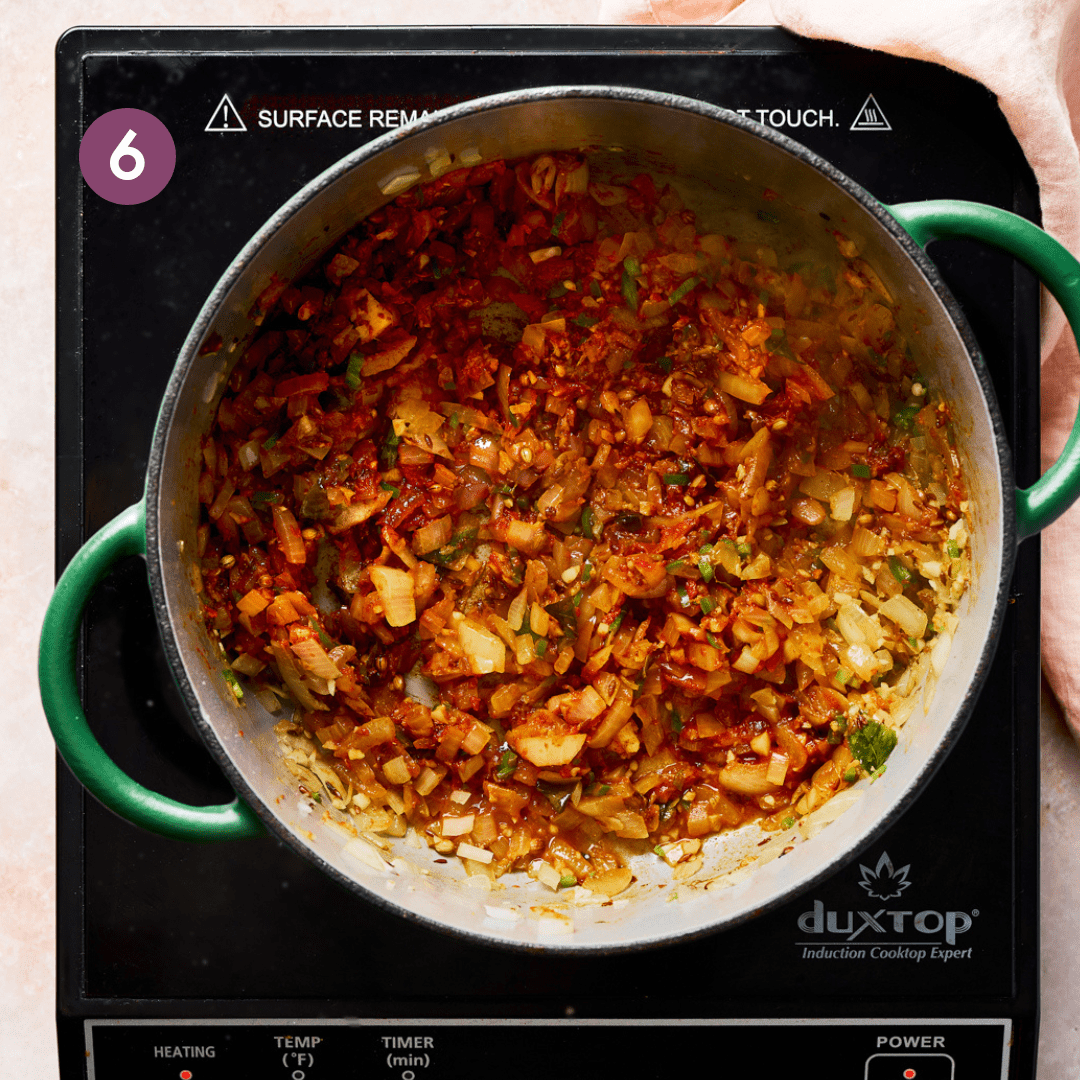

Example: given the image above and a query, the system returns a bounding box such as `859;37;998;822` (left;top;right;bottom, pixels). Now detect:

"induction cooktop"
54;26;1040;1079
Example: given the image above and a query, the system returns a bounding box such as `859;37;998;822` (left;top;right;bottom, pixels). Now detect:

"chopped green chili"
379;430;401;470
496;750;518;780
308;616;334;650
888;555;912;584
580;505;596;539
892;403;922;430
621;257;640;311
221;668;244;701
668;277;699;305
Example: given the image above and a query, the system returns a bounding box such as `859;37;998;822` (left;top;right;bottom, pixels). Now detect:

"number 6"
109;129;145;181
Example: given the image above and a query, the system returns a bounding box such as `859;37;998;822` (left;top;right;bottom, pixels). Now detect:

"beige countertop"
3;3;1078;1076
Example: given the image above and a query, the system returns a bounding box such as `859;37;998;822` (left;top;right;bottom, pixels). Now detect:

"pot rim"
144;84;1017;953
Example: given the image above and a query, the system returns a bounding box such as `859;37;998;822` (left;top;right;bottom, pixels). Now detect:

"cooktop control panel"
85;1019;1008;1079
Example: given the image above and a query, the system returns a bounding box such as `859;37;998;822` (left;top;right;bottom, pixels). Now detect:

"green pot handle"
885;200;1080;542
38;501;265;841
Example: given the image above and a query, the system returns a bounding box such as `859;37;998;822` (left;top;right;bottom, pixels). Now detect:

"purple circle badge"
79;108;176;205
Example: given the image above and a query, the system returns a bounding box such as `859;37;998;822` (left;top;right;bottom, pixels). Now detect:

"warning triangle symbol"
850;94;891;132
205;93;247;133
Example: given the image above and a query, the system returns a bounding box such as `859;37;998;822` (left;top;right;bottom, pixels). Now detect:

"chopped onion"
581;866;633;896
272;505;307;565
382;526;417;570
532;860;563;890
718;370;772;405
514;633;537;666
505;518;547;554
467;434;500;473
733;646;760;674
231;653;264;677
625;399;653;443
398;442;434;466
369;565;416;627
842;640;882;681
528;246;562;264
362;334;416;377
931;629;954;676
718;762;777;795
562;160;589;194
412;514;453;555
254;688;282;713
438;401;501;433
820;544;862;582
566;685;607;722
208;477;235;522
878;595;928;639
237;439;261;471
536;484;564;517
441;815;475;837
790;496;826;526
510;731;587;767
766;752;790;785
454;613;506;674
799;471;848;500
404;671;439;708
270;643;327;712
850;524;886;557
237;588;271;617
507;587;528;632
829;486;856;522
414;765;445;797
895;476;923;519
291;637;343;680
529;602;550;637
836;601;884;650
457;841;494;864
383;756;412;785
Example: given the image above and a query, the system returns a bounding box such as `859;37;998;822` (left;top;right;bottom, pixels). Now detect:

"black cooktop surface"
55;26;1040;1080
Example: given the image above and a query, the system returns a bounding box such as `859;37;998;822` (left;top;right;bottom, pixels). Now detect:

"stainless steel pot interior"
146;87;1010;952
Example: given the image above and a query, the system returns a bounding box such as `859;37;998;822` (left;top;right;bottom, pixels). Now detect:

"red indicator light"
180;1071;193;1080
903;1070;916;1079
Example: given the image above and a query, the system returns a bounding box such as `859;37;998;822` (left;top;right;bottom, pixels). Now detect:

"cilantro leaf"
847;721;898;773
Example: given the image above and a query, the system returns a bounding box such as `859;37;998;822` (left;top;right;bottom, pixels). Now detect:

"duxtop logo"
857;852;912;901
797;851;978;961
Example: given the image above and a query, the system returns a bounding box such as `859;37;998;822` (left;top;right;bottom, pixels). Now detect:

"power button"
865;1054;955;1079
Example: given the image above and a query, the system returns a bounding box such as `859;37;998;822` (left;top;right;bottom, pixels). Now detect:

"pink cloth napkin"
602;0;1080;737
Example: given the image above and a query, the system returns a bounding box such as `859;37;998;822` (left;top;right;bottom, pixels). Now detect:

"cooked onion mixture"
196;152;969;895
